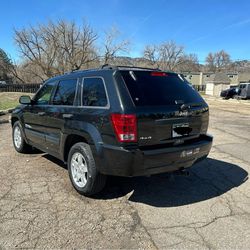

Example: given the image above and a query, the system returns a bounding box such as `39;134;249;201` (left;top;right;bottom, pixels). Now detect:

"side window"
82;78;108;107
53;79;77;106
34;82;55;105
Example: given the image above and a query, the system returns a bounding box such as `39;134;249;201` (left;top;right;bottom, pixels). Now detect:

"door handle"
63;114;73;119
38;112;45;116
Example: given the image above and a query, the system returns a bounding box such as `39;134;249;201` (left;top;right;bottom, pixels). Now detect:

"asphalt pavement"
0;98;249;249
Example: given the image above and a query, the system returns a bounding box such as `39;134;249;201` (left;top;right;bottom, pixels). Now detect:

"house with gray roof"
205;72;231;96
238;72;250;83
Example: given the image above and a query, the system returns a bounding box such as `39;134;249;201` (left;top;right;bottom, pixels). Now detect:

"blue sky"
1;0;250;63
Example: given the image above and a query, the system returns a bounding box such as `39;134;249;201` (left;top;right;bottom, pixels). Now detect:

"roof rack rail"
100;64;162;71
116;65;162;71
63;67;100;75
101;64;115;69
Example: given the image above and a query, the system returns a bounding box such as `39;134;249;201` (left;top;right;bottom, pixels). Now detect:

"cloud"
223;18;250;30
129;0;167;38
191;34;211;43
129;13;154;38
191;18;250;44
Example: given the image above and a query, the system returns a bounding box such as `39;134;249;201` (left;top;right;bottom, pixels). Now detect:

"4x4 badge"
140;136;152;140
175;110;189;117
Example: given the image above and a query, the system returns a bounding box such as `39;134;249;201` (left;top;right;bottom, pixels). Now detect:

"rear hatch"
120;70;209;147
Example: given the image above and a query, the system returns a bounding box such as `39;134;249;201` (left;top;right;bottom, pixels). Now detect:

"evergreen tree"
0;48;13;80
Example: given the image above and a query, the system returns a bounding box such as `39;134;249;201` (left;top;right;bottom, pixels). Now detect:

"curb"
202;95;250;104
0;119;9;124
0;108;14;116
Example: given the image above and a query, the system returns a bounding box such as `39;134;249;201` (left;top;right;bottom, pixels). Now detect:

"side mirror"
19;95;32;105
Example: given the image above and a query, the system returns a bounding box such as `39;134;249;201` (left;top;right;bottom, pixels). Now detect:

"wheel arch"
11;116;19;127
63;134;89;163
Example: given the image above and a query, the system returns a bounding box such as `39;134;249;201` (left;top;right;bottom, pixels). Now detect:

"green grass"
0;92;32;110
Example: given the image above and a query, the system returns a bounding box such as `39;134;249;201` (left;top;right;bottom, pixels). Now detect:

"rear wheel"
68;142;107;196
12;121;31;153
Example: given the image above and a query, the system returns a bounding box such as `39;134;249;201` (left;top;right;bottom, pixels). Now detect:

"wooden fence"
0;83;41;93
192;85;206;92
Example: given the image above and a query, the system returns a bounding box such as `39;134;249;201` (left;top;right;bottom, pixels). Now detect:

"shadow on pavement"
43;154;67;169
42;153;248;207
96;158;248;207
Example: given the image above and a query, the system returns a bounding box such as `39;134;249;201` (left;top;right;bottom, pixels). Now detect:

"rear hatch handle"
63;114;73;119
179;102;203;111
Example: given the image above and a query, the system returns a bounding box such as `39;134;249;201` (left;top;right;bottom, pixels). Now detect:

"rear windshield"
120;70;204;106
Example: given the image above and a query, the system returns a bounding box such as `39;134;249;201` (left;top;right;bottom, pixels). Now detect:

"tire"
68;142;107;196
12;121;32;153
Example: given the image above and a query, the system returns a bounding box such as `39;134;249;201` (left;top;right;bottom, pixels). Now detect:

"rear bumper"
98;134;213;177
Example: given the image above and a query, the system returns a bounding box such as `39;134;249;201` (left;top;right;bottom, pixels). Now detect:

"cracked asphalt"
0;97;250;249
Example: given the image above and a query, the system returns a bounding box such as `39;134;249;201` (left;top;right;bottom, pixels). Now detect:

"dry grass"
0;92;33;110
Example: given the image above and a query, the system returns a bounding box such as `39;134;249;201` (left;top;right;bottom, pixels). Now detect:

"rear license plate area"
180;147;200;158
172;123;191;138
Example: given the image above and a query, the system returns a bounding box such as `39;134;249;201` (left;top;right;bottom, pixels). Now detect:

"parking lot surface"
0;97;250;249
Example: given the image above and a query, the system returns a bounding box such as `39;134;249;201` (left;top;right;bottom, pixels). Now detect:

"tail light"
151;72;167;76
111;114;137;142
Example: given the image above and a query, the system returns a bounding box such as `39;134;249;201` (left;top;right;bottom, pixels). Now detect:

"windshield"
120;70;204;106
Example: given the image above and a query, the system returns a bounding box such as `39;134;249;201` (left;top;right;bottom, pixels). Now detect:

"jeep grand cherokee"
11;66;213;196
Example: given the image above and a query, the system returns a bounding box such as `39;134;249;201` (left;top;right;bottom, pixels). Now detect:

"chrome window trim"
52;78;79;106
80;76;110;109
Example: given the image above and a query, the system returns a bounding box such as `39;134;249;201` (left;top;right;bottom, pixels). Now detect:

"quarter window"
34;82;54;105
82;78;108;107
53;79;77;105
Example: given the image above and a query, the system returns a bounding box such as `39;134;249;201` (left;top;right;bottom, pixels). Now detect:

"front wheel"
12;121;31;153
68;142;107;196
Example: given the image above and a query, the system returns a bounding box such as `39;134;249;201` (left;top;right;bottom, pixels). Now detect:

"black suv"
11;66;213;196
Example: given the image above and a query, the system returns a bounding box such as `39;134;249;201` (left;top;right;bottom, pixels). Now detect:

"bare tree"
215;50;231;70
14;61;44;83
8;62;26;83
143;41;185;71
52;20;98;72
143;45;160;68
15;25;55;80
14;20;98;81
102;27;130;64
205;52;216;72
158;41;184;71
177;53;200;72
205;50;231;72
